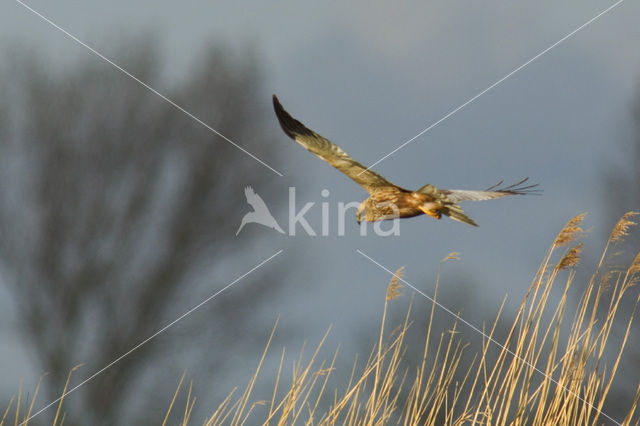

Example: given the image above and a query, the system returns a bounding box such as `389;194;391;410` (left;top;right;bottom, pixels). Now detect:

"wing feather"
244;186;269;211
273;95;395;193
443;178;541;202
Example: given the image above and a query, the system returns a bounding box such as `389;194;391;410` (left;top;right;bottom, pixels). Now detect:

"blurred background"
0;0;639;424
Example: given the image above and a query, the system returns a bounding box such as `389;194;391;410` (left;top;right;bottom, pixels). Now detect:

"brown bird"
273;95;539;226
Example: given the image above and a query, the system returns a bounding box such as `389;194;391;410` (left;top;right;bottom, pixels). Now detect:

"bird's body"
272;95;539;226
357;184;487;226
360;187;423;221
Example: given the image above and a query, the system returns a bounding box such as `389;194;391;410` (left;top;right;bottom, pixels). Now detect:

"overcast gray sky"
2;0;640;420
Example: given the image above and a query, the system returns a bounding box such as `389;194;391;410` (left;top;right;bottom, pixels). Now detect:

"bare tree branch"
0;40;283;424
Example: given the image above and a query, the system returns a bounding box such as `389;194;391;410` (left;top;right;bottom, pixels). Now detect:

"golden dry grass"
191;213;640;425
5;212;640;425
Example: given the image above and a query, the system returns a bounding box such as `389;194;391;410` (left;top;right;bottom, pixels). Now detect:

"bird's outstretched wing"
244;186;270;212
443;178;541;202
273;95;396;193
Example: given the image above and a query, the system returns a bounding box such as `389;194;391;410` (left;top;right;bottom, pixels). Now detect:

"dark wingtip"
272;94;296;139
272;94;285;123
272;94;312;140
272;94;281;111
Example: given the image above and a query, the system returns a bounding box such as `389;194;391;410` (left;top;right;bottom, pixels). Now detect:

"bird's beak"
356;212;361;225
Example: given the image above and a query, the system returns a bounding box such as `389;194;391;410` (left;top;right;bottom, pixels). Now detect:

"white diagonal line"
360;0;626;174
356;249;622;426
14;0;284;177
20;249;284;426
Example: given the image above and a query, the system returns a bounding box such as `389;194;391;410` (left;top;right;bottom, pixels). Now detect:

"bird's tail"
416;183;478;226
442;204;478;227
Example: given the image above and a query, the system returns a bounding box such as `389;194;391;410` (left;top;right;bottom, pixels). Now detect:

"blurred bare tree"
0;40;284;424
596;84;640;419
606;88;640;236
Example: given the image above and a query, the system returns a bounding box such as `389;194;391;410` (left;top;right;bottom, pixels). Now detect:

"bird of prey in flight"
273;95;539;227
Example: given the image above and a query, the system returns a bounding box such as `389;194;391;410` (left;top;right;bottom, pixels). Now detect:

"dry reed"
5;213;640;425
